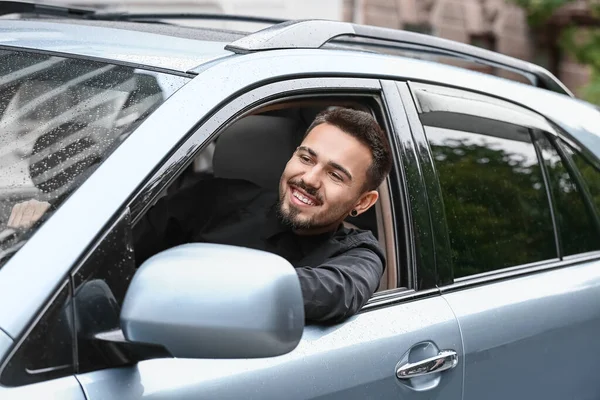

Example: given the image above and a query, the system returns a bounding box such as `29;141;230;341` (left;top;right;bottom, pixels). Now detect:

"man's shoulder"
334;224;385;260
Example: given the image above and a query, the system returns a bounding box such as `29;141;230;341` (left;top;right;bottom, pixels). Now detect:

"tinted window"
423;117;556;278
535;133;600;255
0;283;73;386
560;140;600;219
0;50;189;268
73;211;137;373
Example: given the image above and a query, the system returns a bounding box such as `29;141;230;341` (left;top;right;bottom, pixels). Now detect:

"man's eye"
330;172;343;182
299;155;311;163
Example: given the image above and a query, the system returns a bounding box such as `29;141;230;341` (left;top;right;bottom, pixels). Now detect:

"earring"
350;209;358;217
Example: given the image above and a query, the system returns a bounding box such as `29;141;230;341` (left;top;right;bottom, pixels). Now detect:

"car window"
0;282;73;386
559;139;600;219
535;132;600;256
422;118;556;278
0;49;189;268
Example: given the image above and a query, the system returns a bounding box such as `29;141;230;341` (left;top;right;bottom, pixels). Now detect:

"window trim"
397;81;453;287
532;130;563;259
441;252;600;294
554;137;600;233
127;76;414;309
409;81;556;133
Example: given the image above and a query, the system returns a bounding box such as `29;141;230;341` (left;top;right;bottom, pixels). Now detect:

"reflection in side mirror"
121;243;305;359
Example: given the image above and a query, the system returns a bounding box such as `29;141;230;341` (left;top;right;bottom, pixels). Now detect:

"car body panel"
77;296;463;400
2;44;600;350
442;258;600;400
0;329;11;359
0;375;86;399
0;20;233;73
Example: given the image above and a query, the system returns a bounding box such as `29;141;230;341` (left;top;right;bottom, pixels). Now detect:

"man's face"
278;122;373;234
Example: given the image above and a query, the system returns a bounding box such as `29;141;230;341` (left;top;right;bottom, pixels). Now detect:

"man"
10;107;393;323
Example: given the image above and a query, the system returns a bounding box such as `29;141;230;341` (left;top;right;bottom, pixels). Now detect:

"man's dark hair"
305;107;392;191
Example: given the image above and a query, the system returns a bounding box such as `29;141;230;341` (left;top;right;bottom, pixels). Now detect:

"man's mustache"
289;179;323;204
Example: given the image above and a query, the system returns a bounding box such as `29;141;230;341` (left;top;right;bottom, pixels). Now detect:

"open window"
159;96;400;292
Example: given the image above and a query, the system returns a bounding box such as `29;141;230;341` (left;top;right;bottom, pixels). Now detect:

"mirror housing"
120;243;304;358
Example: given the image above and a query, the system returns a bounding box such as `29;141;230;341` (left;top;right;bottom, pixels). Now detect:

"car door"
405;81;600;400
66;77;463;399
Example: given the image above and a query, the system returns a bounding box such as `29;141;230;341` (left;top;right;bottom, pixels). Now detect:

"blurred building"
344;0;590;96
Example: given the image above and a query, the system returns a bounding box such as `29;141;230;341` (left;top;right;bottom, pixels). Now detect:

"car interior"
162;98;399;292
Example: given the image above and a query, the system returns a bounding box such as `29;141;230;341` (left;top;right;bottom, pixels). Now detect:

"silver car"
1;3;600;399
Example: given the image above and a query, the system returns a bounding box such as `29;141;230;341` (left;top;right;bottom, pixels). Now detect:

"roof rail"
225;20;573;97
0;1;94;18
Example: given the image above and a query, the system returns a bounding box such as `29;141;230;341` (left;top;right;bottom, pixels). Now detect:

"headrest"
213;115;303;192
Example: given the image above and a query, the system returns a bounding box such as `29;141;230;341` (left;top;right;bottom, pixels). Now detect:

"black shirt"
133;178;385;323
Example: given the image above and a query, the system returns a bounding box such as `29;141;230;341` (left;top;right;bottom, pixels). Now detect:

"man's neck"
293;222;343;236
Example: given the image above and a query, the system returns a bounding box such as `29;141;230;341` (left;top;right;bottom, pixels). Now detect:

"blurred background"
15;0;599;104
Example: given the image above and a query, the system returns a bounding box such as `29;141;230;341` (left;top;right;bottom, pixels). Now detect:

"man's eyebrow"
297;146;317;157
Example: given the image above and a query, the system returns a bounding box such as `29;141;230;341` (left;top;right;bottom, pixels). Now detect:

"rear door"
406;81;600;400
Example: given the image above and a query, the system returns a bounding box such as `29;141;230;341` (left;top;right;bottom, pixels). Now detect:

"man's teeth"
293;190;316;205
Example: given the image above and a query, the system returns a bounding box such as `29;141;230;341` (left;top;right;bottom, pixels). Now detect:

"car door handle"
396;350;458;379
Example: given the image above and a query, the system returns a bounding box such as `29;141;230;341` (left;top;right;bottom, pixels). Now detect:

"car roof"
0;19;244;74
0;16;572;97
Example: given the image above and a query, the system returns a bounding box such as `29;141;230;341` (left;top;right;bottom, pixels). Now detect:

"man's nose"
302;166;322;189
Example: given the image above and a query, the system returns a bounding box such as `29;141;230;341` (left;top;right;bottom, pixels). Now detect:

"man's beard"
277;201;312;230
278;179;352;231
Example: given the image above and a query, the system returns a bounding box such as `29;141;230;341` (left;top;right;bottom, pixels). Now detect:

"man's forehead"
300;124;373;177
301;123;370;156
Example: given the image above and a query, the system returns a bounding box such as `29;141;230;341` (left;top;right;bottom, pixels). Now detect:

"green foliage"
560;26;600;103
512;0;572;26
512;0;600;104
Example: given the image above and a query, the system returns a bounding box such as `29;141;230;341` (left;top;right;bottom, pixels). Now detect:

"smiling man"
9;107;392;323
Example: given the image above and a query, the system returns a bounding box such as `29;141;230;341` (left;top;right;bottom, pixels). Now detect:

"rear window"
0;49;189;265
423;119;556;278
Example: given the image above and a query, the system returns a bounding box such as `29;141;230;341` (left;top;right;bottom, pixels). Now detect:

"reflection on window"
536;133;600;256
561;140;600;220
425;124;556;278
0;50;189;267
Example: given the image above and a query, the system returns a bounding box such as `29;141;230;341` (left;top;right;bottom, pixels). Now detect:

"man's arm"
295;245;384;323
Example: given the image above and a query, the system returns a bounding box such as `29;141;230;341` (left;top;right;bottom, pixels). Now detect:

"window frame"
554;136;600;231
403;81;600;291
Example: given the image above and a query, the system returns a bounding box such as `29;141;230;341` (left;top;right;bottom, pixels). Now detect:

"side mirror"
120;243;304;359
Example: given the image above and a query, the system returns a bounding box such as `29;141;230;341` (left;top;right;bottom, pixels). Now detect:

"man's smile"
289;185;321;207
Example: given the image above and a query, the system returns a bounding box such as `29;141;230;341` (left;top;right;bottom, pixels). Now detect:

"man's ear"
352;190;379;216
